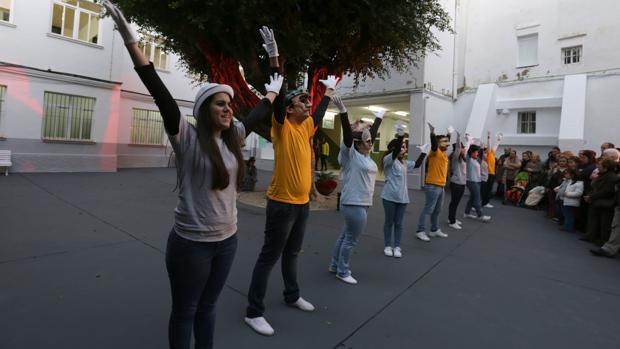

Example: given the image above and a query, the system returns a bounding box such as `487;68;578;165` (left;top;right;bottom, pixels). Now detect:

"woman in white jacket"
556;168;584;232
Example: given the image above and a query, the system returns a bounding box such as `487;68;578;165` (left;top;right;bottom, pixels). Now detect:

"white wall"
583;74;620;150
463;0;620;88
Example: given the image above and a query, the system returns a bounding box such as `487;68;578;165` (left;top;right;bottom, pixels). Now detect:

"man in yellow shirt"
320;138;330;171
245;30;337;336
416;123;450;242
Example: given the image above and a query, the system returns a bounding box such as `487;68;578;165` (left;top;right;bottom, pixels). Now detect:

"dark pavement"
1;168;619;349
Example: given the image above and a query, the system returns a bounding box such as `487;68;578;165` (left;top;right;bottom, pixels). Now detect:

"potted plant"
315;171;338;196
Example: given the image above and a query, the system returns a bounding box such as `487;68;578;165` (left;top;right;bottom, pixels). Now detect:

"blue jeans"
383;199;407;247
465;181;483;217
166;230;238;349
562;204;577;232
246;200;309;318
331;205;368;278
417;185;445;232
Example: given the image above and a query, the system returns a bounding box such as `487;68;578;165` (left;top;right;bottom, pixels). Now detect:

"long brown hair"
190;95;245;190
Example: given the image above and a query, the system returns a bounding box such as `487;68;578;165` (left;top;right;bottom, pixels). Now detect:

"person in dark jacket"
580;159;618;245
590;175;620;257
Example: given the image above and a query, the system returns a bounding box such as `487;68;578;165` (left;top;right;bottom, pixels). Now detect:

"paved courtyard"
1;168;620;349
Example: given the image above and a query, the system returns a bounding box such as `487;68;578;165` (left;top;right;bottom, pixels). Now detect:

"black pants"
320;155;328;171
585;205;615;244
166;230;238;349
448;182;466;224
481;174;495;206
246;199;309;318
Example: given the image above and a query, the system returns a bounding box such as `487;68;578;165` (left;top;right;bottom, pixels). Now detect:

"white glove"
319;75;339;90
395;124;406;137
332;96;347;113
102;0;138;44
264;73;283;94
496;132;503;142
417;143;431;153
447;126;455;135
465;133;473;144
372;110;385;119
259;26;278;58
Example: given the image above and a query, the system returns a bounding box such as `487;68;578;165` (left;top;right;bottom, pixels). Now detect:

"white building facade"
2;0;619;177
0;0;198;172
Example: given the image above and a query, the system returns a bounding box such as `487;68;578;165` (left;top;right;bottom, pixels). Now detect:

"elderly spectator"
580;159;618;245
525;153;543;185
502;150;521;191
590;175;620;258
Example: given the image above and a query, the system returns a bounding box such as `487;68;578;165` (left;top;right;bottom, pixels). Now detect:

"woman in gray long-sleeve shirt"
102;2;282;348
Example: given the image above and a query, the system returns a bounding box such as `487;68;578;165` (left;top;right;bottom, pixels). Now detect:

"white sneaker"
288;297;315;312
336;274;358;285
245;317;275;336
463;213;477;219
448;222;462;230
429;229;449;238
456;219;463;225
383;246;394;257
415;231;430;242
479;215;491;222
393;247;402;258
484;203;494;208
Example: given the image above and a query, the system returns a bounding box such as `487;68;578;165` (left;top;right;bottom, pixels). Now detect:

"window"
51;0;101;44
131;109;164;145
0;85;6;133
139;35;169;70
517;34;538;67
0;0;12;23
42;92;95;141
518;112;536;134
562;46;582;64
185;115;197;126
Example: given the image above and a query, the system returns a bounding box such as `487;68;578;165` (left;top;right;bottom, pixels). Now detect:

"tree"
111;0;451;140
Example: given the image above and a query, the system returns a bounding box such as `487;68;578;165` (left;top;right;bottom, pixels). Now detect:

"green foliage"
110;0;451;89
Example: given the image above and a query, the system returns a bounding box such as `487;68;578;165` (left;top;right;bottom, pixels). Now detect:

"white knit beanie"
193;83;234;117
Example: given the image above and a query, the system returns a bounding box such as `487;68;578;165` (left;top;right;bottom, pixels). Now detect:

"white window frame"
517;34;538;68
0;0;14;24
562;45;582;65
517;111;536;134
50;0;102;45
139;35;169;71
131;108;165;146
42;91;96;141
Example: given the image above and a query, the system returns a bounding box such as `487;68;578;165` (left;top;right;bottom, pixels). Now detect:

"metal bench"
0;150;12;176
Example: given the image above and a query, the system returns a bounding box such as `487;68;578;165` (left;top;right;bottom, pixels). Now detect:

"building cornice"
0;61;121;89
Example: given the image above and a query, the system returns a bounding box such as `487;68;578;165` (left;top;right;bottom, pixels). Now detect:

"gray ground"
1;168;619;349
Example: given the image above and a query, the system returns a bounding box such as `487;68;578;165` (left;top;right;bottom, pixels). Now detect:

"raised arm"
259;26;286;125
493;132;502;152
369;110;384;143
241;72;282;135
312;76;338;126
333;96;352;148
428;123;438;152
103;1;180;135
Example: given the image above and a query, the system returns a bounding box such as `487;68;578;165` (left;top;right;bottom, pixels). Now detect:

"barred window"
131;109;164;145
518;111;536;134
51;0;102;44
562;46;582;65
185;115;197;127
42;92;95;141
